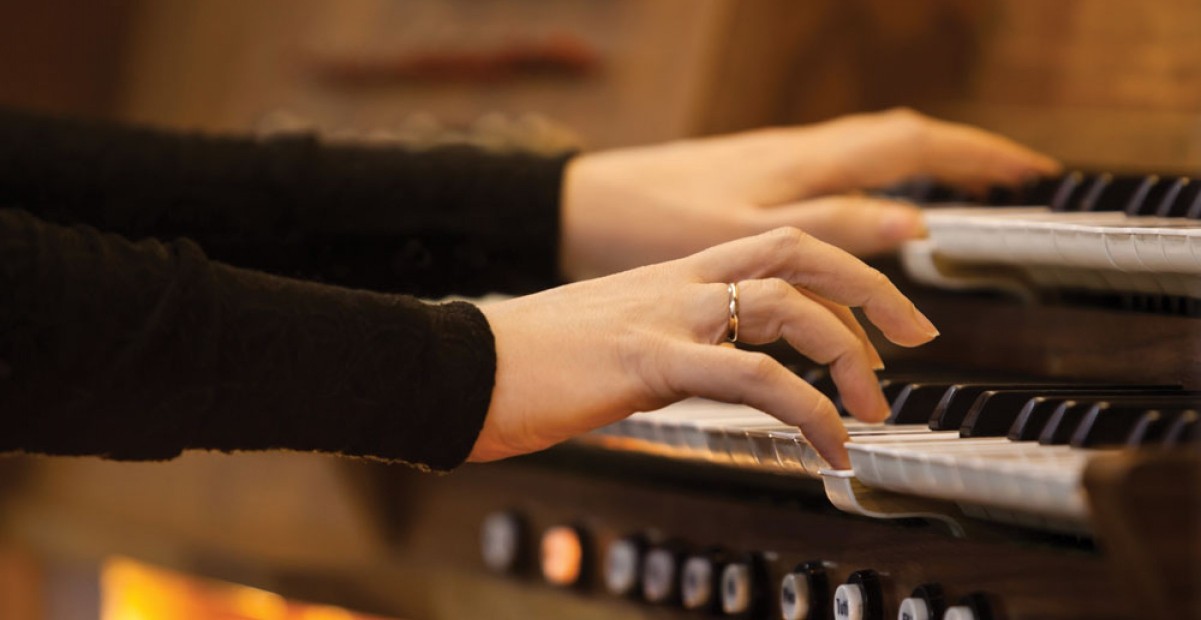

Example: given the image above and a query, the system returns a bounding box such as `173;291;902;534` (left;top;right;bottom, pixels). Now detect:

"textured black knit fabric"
0;108;571;471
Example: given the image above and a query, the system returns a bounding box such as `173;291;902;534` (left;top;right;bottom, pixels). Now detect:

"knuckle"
885;105;919;118
807;396;836;422
797;395;837;428
762;277;796;303
867;267;892;290
829;339;866;368
740;352;781;384
812;331;858;366
884;106;923;123
883;107;928;138
765;226;809;250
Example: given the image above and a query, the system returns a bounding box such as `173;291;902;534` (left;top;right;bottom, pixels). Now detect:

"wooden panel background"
0;0;135;118
0;451;1141;619
111;0;733;149
690;0;1201;173
2;0;1195;170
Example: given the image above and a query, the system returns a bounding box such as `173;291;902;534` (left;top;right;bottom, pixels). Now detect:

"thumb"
751;195;926;257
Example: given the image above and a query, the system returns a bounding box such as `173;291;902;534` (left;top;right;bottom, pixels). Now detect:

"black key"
1080;174;1152;212
889;382;971;425
810;370;943;418
882;371;1027;425
1077;173;1115;211
1126;410;1174;446
959;386;1182;438
887;372;1103;427
1120;175;1163;215
1131;175;1176;216
959;391;1048;437
1182;180;1201;219
1154;177;1192;218
983;184;1019;206
1012;392;1201;442
879;378;912;405
1052;394;1201;445
929;382;1094;431
925;184;972;204
1085;174;1154;212
1124;176;1173;217
1009;397;1069;441
1164;410;1200;446
1072;406;1196;448
837;374;933;417
1038;401;1097;445
1018;176;1065;206
1070;405;1152;448
1050;172;1089;212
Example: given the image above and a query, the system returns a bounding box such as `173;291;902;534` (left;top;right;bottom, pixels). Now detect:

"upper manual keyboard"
896;173;1201;304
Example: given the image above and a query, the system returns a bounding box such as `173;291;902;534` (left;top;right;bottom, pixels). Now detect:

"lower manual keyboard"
581;371;1197;531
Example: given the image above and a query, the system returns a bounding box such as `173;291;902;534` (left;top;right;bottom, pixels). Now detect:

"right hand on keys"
473;227;940;469
558;108;1061;280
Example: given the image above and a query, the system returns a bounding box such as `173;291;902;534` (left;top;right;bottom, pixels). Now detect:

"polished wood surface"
0;449;1144;619
691;0;1201;173
0;0;135;118
1085;451;1201;620
883;277;1201;390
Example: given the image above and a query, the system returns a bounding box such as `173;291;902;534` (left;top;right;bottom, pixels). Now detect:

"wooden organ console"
484;172;1200;620
0;2;1197;620
5;175;1194;620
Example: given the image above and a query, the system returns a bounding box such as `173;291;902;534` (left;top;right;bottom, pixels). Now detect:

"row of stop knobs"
480;511;997;620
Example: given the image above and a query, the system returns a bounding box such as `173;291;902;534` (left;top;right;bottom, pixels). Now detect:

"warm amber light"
101;556;398;620
540;526;583;586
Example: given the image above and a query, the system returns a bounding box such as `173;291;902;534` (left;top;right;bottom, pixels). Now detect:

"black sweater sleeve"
0;209;494;470
0;107;571;296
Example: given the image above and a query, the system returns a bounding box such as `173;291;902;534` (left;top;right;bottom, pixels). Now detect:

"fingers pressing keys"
586;369;1197;515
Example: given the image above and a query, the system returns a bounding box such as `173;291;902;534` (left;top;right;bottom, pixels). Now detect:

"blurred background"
1;0;1198;168
0;1;1198;619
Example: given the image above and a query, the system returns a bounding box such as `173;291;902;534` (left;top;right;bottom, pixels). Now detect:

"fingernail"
911;304;940;338
880;209;925;241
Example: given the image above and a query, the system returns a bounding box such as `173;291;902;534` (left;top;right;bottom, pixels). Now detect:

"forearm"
0;209;493;470
0;107;571;296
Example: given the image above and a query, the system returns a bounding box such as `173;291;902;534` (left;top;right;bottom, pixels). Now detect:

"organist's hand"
560;108;1060;280
472;227;940;469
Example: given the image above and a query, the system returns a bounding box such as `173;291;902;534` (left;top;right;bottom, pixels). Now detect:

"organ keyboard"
899;173;1201;304
543;171;1201;618
582;171;1201;533
583;375;1197;532
12;172;1186;620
